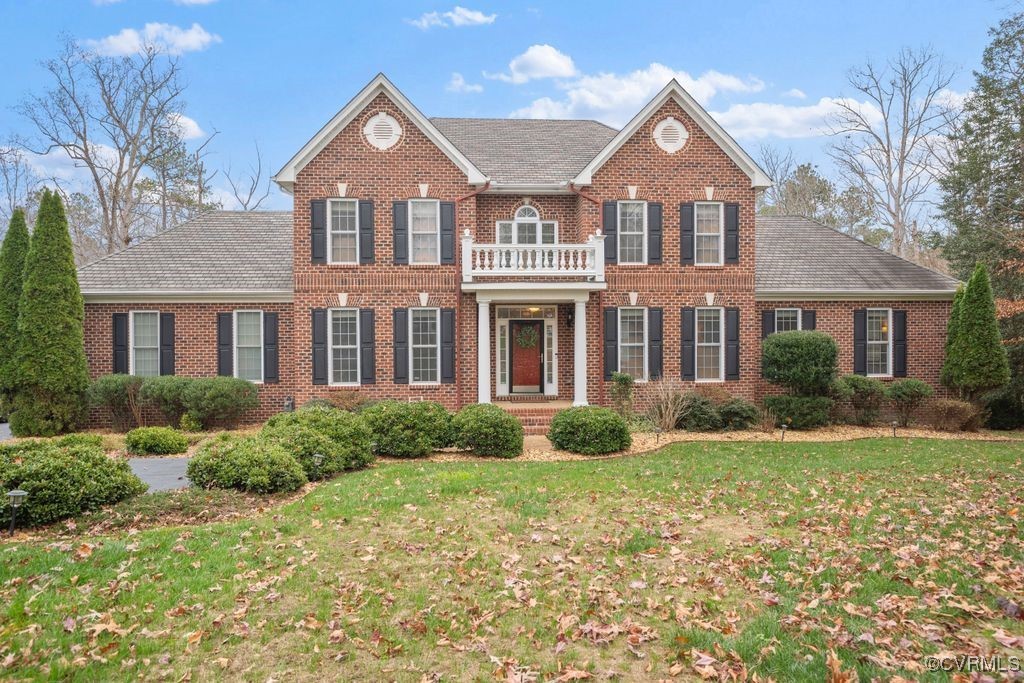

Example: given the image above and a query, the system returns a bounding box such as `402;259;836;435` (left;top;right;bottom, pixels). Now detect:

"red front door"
510;321;543;393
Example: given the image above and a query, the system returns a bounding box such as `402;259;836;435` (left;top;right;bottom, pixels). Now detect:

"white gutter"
83;289;294;304
755;289;957;302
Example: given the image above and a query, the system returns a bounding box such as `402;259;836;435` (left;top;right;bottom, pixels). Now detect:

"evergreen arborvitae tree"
949;264;1010;400
9;190;90;436
940;285;965;390
0;209;31;416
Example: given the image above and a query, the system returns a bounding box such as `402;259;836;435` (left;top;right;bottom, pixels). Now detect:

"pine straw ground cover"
2;439;1023;681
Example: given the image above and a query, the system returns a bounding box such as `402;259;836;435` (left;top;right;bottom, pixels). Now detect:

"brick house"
77;74;958;428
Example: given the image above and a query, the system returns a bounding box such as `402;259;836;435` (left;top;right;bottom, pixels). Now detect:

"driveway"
128;457;191;492
0;422;10;442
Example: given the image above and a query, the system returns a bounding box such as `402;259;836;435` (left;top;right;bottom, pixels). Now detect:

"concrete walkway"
0;422;10;442
128;457;191;492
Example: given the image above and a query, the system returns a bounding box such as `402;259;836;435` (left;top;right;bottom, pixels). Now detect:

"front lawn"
2;438;1022;680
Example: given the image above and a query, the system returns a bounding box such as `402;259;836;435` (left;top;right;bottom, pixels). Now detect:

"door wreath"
515;325;540;349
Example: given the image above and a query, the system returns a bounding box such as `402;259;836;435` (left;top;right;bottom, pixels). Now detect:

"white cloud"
782;88;806;99
84;22;222;56
446;72;483;94
709;97;882;140
510;62;763;126
168;113;205;140
408;6;496;30
486;44;576;84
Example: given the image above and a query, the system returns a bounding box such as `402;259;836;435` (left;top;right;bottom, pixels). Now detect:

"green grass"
1;438;1023;681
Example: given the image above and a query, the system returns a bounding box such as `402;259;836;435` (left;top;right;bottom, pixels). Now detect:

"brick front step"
494;400;568;434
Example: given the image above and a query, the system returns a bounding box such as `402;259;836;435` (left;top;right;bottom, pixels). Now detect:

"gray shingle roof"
756;215;959;294
77;211;293;293
430;118;618;185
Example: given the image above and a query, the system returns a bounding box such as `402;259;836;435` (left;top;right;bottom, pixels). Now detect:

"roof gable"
273;74;488;192
572;80;772;189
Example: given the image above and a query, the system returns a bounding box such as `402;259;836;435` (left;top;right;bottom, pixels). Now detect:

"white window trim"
496;214;559;245
233;309;264;384
617;306;648;382
408;199;441;265
617;200;647;265
866;308;893;378
409;307;441;385
774;307;802;333
694;201;724;267
129;310;160;377
328;308;360;386
695;306;725;383
327;198;359;265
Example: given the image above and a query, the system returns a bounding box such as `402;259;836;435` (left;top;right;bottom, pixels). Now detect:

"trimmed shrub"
929;399;984;432
262;406;373;477
53;433;105;449
0;444;147;527
886;379;935;427
139;376;192;425
187;435;307;493
125;426;189;455
301;390;367;412
548;406;631;455
718;398;759;431
678;393;723;431
835;374;886;426
453;404;523;458
182;377;259;429
179;412;203;432
762;331;839;396
0;209;30;417
359;400;453;458
87;374;144;432
984;387;1024;430
763;395;833;430
610;372;635;417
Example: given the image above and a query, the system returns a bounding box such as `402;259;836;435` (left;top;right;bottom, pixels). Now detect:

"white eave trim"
572;80;772;190
483;182;573;194
755;289;957;302
83;289;294;304
273;73;488;193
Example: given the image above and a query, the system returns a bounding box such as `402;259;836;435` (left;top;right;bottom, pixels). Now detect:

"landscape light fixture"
780;424;787;442
892;421;898;438
654;426;663;445
312;453;325;476
7;489;27;536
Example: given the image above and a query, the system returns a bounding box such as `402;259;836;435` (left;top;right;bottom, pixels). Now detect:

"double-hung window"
410;199;440;264
329;309;359;385
696;307;724;382
234;310;264;383
410;308;440;384
774;308;801;333
618;308;647;380
866;308;892;376
130;311;159;377
617;201;646;264
694;202;723;266
328;199;358;264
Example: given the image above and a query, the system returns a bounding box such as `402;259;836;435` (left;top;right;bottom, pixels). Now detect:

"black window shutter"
112;313;128;373
359;308;376;385
681;307;696;380
647;202;663;265
311;308;328;385
648;307;663;379
802;309;816;331
310;199;327;264
440;308;456;383
217;312;233;376
853;309;867;375
602;201;617;264
263;312;279;384
159;312;175;376
440;202;456;264
893;310;907;377
392;201;409;265
725;307;740;381
393;308;409;384
603;307;618;380
358;200;375;264
761;310;775;339
724;203;740;264
680;203;695;265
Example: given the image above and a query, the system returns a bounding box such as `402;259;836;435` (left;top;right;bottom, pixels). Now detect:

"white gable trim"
273;73;488;193
572;80;772;189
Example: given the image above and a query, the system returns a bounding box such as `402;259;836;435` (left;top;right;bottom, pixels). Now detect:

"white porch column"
477;298;491;404
573;298;588;406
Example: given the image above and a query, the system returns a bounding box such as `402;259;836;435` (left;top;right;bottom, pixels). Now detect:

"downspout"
454;181;490;408
457;181;491;203
567;181;600;205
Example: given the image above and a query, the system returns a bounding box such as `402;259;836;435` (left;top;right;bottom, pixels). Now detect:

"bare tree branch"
224;142;271;211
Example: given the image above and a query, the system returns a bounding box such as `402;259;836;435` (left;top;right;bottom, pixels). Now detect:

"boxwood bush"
182;377;260;429
359;400;453;458
678;393;723;431
87;374;143;432
547;406;630;455
0;444;147;527
125;426;189;455
763;395;833;429
187;435;307;493
762;331;839;396
453;404;523;458
718;398;759;431
139;376;192;425
885;379;934;427
262;406;373;477
834;374;886;425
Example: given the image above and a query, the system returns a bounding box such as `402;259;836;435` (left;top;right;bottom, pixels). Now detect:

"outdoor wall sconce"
7;489;27;535
566;310;575;328
283;396;295;412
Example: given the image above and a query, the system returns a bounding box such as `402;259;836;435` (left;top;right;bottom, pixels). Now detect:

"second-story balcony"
461;230;605;283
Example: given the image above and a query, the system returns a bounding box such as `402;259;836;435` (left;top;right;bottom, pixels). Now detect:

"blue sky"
0;0;1010;210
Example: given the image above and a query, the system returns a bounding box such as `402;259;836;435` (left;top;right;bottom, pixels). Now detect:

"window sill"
867;374;893;379
694;378;725;384
692;264;726;269
327;383;361;389
323;262;361;268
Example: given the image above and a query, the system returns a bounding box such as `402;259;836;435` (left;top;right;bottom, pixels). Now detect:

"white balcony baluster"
462;232;605;283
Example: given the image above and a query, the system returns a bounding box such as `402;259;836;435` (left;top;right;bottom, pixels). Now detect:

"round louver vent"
363;112;402;150
653;116;688;154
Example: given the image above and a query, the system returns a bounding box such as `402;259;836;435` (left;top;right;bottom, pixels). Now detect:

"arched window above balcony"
497;206;557;245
